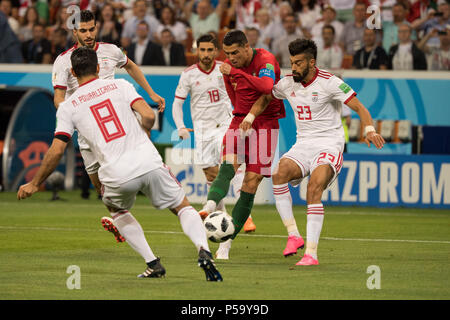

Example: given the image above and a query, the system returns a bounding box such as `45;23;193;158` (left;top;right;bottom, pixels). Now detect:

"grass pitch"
0;191;449;300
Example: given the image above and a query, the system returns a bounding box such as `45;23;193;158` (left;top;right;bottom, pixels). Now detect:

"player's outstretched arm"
172;97;193;140
239;94;272;133
346;96;385;149
17;138;68;200
124;59;166;112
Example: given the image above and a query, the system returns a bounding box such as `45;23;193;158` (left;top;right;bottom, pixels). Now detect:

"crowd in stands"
0;0;449;70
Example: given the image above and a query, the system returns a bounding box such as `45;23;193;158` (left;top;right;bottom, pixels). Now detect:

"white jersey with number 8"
55;78;163;187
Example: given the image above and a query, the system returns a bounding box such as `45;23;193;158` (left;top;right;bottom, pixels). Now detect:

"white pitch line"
0;225;449;245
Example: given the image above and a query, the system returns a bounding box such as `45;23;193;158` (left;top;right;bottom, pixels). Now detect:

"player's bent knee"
170;197;191;215
306;180;326;199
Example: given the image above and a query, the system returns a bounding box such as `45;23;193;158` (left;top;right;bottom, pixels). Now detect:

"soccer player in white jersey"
52;10;164;242
18;47;223;281
244;39;385;266
172;34;256;240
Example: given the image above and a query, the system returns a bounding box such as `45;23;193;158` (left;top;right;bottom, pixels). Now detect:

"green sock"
207;163;235;204
231;191;255;239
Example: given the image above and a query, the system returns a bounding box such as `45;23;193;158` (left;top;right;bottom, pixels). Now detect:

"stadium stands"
0;0;446;71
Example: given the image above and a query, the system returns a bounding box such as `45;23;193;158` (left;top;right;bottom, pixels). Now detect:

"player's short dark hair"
322;24;335;35
80;10;95;23
223;30;248;47
70;10;96;30
288;38;317;60
71;47;98;78
197;34;218;48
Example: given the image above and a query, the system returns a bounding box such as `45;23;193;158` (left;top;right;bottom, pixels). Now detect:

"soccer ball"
203;211;235;243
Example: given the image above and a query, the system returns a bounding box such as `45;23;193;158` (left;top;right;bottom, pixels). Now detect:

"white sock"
305;204;325;260
273;183;300;237
178;206;210;252
111;211;156;263
202;200;217;213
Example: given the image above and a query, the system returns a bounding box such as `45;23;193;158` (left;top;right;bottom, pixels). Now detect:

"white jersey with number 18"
175;61;233;140
55;78;163;187
272;68;356;141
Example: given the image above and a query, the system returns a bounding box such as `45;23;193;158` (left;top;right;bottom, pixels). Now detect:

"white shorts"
102;165;185;211
281;137;344;188
194;125;228;169
78;134;100;175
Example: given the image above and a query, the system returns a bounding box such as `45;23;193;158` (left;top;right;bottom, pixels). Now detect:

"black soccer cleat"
198;248;223;282
137;257;166;278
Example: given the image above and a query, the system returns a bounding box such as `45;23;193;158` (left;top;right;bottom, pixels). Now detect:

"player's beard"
200;57;213;68
292;68;308;83
78;35;96;49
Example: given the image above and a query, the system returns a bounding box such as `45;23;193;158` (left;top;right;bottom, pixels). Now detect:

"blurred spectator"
1;0;19;35
121;0;161;49
89;0;108;23
369;0;397;22
272;13;304;68
152;0;185;21
416;0;450;48
328;0;355;22
207;29;227;60
160;28;187;65
292;0;321;35
22;23;52;64
251;7;276;48
48;0;60;25
156;5;187;46
49;5;74;46
114;0;136;22
339;2;366;56
418;26;450;70
353;28;388;69
32;0;49;25
50;27;69;62
311;5;343;49
245;26;269;50
97;2;122;47
182;0;226;40
8;0;18;20
234;0;262;30
388;23;427;70
382;2;416;53
270;1;294;42
408;0;431;24
17;5;38;42
126;20;165;66
316;24;343;69
0;10;23;62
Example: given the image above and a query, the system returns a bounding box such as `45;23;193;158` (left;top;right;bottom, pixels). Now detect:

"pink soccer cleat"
295;254;319;266
283;235;305;257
